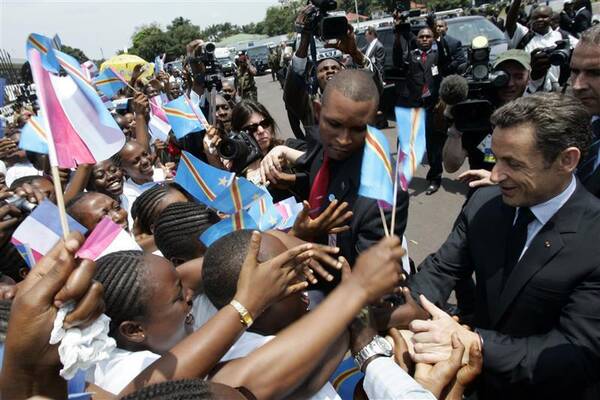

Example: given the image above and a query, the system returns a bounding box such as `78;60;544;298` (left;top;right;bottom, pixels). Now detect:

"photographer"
505;0;578;92
284;2;371;131
443;50;532;174
226;100;306;201
235;51;257;101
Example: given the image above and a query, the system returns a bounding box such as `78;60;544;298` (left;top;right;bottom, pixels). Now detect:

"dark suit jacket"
294;128;409;289
399;48;444;109
363;39;386;75
573;8;592;36
438;34;465;76
409;183;600;400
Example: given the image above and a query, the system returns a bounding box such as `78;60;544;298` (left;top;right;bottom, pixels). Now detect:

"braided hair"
94;250;148;340
120;378;215;400
153;202;220;262
130;182;191;235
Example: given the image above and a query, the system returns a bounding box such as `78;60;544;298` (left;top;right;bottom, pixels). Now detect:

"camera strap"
308;35;319;95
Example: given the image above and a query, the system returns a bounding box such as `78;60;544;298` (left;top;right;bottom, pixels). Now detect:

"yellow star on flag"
218;176;229;186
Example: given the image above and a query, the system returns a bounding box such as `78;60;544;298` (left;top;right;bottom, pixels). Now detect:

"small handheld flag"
149;95;171;142
395;107;426;191
11;200;87;267
26;33;61;73
93;68;127;99
248;191;282;231
163;96;208;139
174;151;234;206
358;125;395;206
18;116;49;154
210;176;265;214
77;218;141;260
199;210;258;247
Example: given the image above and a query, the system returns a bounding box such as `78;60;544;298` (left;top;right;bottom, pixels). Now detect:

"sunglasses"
242;119;272;134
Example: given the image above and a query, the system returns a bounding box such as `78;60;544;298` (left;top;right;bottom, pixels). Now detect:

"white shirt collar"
366;39;377;57
522;175;576;226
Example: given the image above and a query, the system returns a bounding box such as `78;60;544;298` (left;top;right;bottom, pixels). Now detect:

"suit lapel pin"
544;240;551;248
328;194;336;202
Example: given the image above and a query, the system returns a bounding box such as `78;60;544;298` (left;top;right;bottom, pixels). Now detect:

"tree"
61;45;88;62
166;17;202;57
262;3;297;36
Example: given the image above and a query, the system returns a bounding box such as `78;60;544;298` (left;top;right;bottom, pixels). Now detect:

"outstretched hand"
458;169;494;188
290;200;352;242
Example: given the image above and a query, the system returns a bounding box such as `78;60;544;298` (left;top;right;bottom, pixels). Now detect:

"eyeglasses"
242;119;271;134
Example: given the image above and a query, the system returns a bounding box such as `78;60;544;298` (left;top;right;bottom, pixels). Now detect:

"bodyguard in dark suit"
293;69;409;290
400;27;450;195
393;94;600;399
435;19;466;75
362;26;386;76
571;25;600;198
572;0;593;37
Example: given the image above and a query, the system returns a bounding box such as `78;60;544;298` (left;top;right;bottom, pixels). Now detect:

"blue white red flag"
77;218;141;261
395;107;426;191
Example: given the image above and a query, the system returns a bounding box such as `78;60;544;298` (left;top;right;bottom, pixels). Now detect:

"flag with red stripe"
358;125;395;206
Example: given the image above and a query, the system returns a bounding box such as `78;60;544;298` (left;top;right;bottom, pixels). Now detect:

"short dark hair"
202;230;253;309
154;202;220;262
491;93;592;165
322;69;379;108
366;26;377;37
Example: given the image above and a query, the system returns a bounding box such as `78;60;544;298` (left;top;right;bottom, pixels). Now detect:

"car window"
446;18;505;46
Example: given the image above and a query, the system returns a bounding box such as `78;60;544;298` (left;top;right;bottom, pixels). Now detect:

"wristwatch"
353;335;393;372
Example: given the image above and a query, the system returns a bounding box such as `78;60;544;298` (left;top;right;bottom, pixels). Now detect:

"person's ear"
313;100;322;122
19;267;29;280
119;321;146;344
559;147;581;173
170;256;185;267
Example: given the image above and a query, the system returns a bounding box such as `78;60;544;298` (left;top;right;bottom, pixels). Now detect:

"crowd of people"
0;0;600;399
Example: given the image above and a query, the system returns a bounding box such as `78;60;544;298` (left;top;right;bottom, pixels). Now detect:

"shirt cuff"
291;55;307;75
363;357;437;400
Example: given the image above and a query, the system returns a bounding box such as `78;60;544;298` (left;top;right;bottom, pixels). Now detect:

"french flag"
27;33;125;168
148;95;172;142
77;218;141;261
274;197;303;230
11;200;87;267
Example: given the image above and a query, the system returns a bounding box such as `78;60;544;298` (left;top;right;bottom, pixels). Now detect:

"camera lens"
218;139;239;159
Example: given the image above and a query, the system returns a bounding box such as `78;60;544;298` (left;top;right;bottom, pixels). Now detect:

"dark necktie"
503;207;536;286
420;51;430;97
577;119;600;182
308;153;330;218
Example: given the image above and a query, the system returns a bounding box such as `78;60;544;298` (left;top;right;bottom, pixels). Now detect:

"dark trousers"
425;108;445;183
287;107;305;139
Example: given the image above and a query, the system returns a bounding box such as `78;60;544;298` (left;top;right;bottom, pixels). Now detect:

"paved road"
255;74;469;266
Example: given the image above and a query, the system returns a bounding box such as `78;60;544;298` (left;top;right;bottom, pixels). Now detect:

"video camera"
190;42;223;92
447;36;508;133
535;39;572;67
299;0;348;41
217;130;262;175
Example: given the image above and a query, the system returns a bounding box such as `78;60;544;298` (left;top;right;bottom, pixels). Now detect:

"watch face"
377;336;393;354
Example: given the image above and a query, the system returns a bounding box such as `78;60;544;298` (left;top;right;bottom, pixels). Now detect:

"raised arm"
505;0;523;38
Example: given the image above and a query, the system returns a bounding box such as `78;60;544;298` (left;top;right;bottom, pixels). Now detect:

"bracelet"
230;299;253;328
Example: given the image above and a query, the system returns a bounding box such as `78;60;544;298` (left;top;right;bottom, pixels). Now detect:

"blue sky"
1;0;280;60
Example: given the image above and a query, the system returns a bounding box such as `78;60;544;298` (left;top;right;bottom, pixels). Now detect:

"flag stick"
390;141;402;236
50;166;70;239
378;205;390;237
183;93;209;129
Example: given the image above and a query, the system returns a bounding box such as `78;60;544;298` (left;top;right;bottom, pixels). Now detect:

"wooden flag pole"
50;165;70;239
390;141;402;237
378;205;390;237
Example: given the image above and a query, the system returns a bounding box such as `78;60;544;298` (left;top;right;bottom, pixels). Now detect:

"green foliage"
60;45;88;62
262;3;297;36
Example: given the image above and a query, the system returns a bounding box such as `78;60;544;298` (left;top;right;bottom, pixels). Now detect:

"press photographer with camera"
284;1;371;131
235;51;257;101
505;0;579;92
443;50;532;175
219;100;306;201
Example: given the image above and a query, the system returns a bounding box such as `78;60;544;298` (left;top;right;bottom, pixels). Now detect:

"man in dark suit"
389;94;600;400
572;0;593;36
572;24;600;197
434;19;466;76
293;69;409;290
401;27;449;195
362;26;386;76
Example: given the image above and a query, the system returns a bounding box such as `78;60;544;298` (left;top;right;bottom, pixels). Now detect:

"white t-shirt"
122;168;165;228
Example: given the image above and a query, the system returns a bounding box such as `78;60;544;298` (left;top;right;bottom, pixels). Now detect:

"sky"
0;0;281;61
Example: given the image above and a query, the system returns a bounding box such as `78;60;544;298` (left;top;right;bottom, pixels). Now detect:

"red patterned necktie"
308;153;330;217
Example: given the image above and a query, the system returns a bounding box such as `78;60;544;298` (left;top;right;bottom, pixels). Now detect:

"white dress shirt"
363;357;437;399
516;175;576;259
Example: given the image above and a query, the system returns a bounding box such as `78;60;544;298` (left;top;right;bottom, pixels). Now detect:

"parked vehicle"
246;45;270;75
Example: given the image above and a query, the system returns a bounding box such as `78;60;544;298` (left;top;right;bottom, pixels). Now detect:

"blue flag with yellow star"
248;190;283;231
199;210;258;246
175;151;234;206
210;176;265;214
